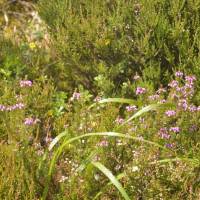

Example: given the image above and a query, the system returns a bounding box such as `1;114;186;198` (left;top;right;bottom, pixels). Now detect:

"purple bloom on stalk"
0;105;6;111
197;106;200;111
20;80;32;87
185;75;196;84
135;87;146;95
71;92;81;100
165;143;174;148
178;99;188;110
165;110;176;117
168;80;179;88
24;117;40;126
97;140;109;147
158;128;171;139
189;105;197;112
175;71;183;77
148;94;160;101
169;126;180;133
115;116;124;124
126;105;137;112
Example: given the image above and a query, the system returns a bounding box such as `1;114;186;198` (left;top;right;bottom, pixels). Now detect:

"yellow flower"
105;39;110;46
29;42;36;49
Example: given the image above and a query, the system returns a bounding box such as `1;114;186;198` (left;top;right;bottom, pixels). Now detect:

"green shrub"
38;0;200;95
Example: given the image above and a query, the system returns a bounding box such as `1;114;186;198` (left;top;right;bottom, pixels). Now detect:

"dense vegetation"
0;0;200;199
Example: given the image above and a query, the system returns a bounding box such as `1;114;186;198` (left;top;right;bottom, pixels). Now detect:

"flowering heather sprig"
148;94;160;101
169;126;180;133
135;87;146;95
70;92;81;101
168;80;179;88
20;80;32;87
0;103;25;112
178;99;188;110
126;105;137;112
158;128;171;139
165;143;174;148
188;105;197;112
133;74;140;80
94;96;102;102
185;75;196;84
115;116;124;124
157;88;167;94
165;110;176;117
24;117;40;126
175;71;183;77
97;140;109;147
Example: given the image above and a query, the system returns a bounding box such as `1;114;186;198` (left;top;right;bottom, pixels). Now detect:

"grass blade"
93;173;126;200
92;162;131;200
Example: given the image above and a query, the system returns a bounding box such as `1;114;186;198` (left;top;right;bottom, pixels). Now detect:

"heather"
0;1;200;199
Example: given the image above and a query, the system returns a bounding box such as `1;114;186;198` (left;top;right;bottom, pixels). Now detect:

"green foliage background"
38;0;200;95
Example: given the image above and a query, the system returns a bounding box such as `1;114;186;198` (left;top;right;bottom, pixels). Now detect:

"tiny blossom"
188;105;197;112
94;96;102;102
168;80;179;88
169;126;180;133
59;176;68;183
148;94;160;101
157;88;167;94
126;105;137;112
165;143;174;148
175;71;183;77
20;80;32;87
135;87;146;95
0;105;6;111
133;74;140;80
165;110;176;117
97;140;109;147
71;92;81;101
158;128;171;139
185;75;196;84
24;117;40;126
197;106;200;111
158;99;166;104
115;116;124;124
178;99;188;110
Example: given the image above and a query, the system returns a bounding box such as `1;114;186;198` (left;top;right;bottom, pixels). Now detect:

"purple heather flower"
24;117;40;126
165;110;176;117
165;143;174;148
175;71;183;77
126;105;137;112
185;75;196;84
20;80;32;87
115;116;124;124
188;105;197;112
133;74;140;80
178;99;188;110
168;80;179;88
0;105;6;111
71;92;81;101
135;87;146;95
94;96;102;102
169;126;180;133
97;140;109;147
158;128;171;139
197;106;200;111
148;94;160;101
157;88;167;94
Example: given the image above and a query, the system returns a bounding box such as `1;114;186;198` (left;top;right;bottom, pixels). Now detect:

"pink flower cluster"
158;128;171;139
135;87;146;95
24;117;40;126
115;116;124;124
20;80;32;87
165;110;176;117
169;126;180;133
0;103;25;111
70;92;81;101
126;105;137;112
